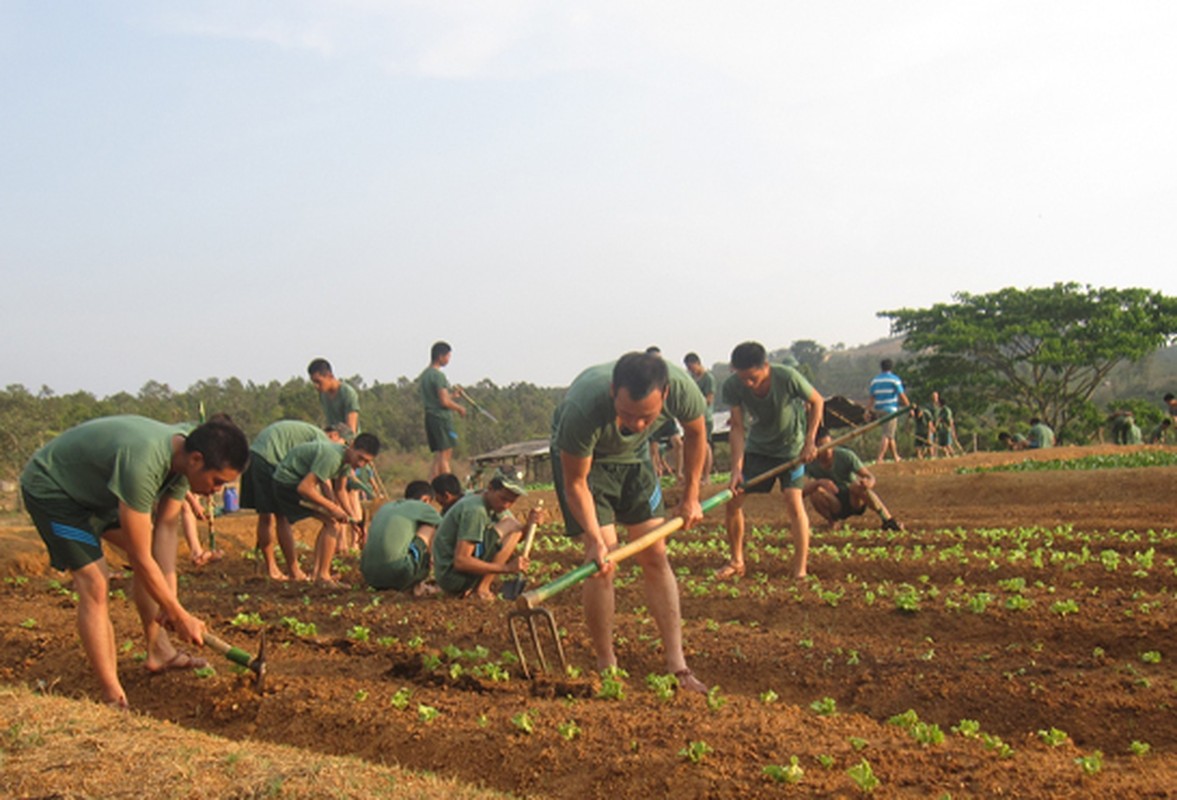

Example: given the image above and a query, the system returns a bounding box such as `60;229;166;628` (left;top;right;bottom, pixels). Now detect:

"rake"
508;408;906;676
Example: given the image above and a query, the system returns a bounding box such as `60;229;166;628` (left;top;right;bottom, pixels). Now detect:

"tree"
880;284;1177;442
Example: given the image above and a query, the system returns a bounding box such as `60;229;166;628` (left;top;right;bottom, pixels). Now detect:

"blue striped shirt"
869;371;905;413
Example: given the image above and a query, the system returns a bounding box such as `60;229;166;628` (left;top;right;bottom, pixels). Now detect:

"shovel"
501;500;543;600
456;387;499;423
204;629;267;693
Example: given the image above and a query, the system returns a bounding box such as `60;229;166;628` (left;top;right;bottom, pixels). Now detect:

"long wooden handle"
203;632;254;668
516;407;906;610
519;500;543;559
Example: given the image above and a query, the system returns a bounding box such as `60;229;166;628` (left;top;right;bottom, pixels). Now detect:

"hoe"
204;629;267;693
508;408;906;677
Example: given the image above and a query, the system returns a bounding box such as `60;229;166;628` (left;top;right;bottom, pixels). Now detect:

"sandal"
714;562;745;580
674;668;709;694
146;650;208;674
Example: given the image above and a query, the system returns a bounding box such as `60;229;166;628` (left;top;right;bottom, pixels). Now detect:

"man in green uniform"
20;415;249;708
308;358;360;434
683;352;715;484
419;341;467;479
804;428;903;531
239;420;345;580
720;341;823;580
912;404;936;460
998;431;1028;451
432;470;539;599
361;481;444;595
272;433;380;587
551;351;708;692
932;391;958;457
430;472;464;513
1027;418;1055;448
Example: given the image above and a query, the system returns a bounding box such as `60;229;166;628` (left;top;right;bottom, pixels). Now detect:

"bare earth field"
2;444;1176;799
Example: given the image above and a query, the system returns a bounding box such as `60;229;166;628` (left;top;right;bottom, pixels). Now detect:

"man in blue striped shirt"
868;359;910;463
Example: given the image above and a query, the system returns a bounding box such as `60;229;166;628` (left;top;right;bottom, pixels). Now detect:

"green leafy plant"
678;740;713;764
389;687;412;710
511;711;535;735
706;685;727;713
1038;727;1068;747
759;689;779;704
18;618;37;629
354;689;369;702
810;696;837;716
846;759;879;793
763;756;804;784
557;720;581;741
417;704;439;723
1129;740;1151;757
645;673;676;703
229;611;264;627
1141;650;1162;664
347;625;370;642
1074;750;1103;775
596;666;627;701
193;666;216;679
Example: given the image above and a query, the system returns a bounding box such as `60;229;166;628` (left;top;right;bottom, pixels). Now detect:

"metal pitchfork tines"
507;407;908;676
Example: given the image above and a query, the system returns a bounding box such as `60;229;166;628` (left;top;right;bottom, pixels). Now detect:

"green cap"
492;468;527;497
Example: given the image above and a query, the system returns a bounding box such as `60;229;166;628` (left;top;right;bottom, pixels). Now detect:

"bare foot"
675;668;708;694
412;581;441;597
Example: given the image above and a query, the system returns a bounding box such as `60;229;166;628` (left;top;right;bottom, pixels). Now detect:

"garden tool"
501;500;544;601
204;629;267;693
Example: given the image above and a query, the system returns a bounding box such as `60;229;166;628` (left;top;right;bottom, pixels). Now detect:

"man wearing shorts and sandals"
551;351;709;692
361;480;444;595
868;358;909;462
718;341;823;580
419;341;467;479
804;427;903;531
20;415;249;708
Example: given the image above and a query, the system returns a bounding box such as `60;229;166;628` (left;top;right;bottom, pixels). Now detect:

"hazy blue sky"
2;1;1175;397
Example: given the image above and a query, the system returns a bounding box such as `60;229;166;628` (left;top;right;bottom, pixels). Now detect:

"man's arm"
297;473;352;521
114;502;204;644
854;466;877;490
800;389;824;462
439;386;467;417
453;539;526;576
727;406;747;489
560;450;613;574
672;415;705;528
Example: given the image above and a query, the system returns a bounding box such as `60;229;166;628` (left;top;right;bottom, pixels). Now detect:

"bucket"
222;486;239;513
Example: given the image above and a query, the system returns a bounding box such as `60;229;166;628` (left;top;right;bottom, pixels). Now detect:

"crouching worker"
271;433;380;588
20;415;249;708
360;481;444;596
432;470;542;600
803;427;904;532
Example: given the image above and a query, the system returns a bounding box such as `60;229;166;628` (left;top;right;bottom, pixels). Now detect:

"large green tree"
880;283;1177;441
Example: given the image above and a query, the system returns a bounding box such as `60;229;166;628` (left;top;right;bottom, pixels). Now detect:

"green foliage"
959;451;1177;474
1141;650;1162;664
846;759;879;793
1074;750;1104;775
557;720;582;741
389;687;412;710
880;283;1177;441
1037;727;1069;747
596;666;627;701
810;696;838;716
1129;740;1151;757
763;756;805;784
511;711;535;735
645;673;676;702
678;740;713;764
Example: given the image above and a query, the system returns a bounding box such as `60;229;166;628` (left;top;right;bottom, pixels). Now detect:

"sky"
2;1;1176;397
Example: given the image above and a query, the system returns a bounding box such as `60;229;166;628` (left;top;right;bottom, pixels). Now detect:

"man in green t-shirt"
361;481;444;594
551;351;708;692
240;420;345;581
912;404;935;459
720;341;824;581
432;470;541;599
998;431;1028;451
272;433;381;587
419;341;467;479
308;358;360;434
932;391;958;457
804;428;903;531
683;352;716;484
1027;418;1055;448
20;416;249;708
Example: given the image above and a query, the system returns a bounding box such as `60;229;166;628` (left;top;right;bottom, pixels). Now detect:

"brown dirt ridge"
2;444;1175;798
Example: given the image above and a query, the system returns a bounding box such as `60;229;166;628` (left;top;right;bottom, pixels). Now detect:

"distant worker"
645;347;683;480
1165;393;1177;422
271;433;381;587
720;341;823;580
240;420;347;581
360;480;444;595
432;470;542;600
20;415;248;708
1027;418;1055;449
803;427;904;531
1149;418;1173;444
419;341;467;480
867;358;910;462
997;431;1028;451
932;391;959;457
912;403;936;460
308;358;360;434
550;351;709;692
1109;409;1143;445
683;352;716;484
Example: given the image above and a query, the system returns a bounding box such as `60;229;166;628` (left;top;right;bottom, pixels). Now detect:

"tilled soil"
2;444;1175;798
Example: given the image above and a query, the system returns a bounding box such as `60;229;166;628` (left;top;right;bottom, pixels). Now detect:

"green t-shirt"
1027;423;1055;448
273;441;348;487
1125;424;1143;445
935;405;953;426
914;406;935;437
721;364;816;459
21;415;189;514
692;370;715;423
361;499;442;581
319;383;360;430
805;447;865;490
552;362;706;465
251;420;328;466
419;366;450;417
432;493;513;587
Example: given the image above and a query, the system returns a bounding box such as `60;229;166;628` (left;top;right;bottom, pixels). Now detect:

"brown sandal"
674;668;709;694
714;562;745;580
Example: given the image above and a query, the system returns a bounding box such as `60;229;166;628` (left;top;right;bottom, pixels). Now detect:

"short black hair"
404;480;434;501
880;359;894;372
307;358;332;377
815;425;831;441
998;431;1012;441
431;473;463;498
430;341;452;362
612;352;669;401
683;352;701;366
353;432;381;456
1165;393;1175;402
645;345;662;356
185;418;250;471
1029;417;1041;426
730;341;767;371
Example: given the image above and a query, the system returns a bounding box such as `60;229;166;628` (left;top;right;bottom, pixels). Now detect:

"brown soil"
2;444;1175;798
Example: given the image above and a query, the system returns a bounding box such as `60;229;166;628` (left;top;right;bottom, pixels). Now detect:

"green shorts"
552;456;666;536
362;536;432;591
21;486;108;572
240;457;279;514
437;534;503;596
425;413;457;453
743;452;805;493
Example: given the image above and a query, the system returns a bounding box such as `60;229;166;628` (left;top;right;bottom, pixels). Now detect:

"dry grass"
0;684;513;800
